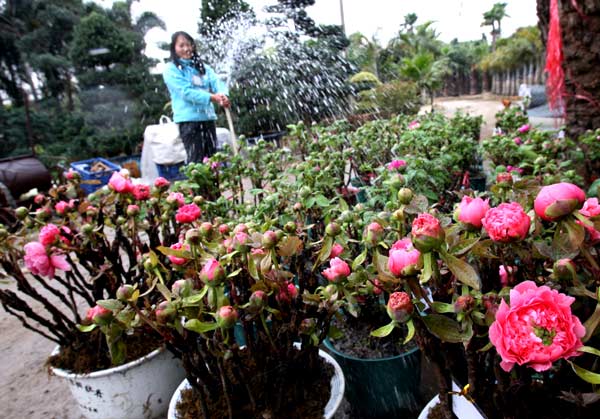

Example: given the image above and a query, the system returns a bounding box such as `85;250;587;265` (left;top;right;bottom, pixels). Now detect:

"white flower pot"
418;380;486;419
167;348;345;419
50;346;186;419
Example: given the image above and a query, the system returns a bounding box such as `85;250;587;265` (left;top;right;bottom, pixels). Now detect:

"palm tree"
481;2;509;51
347;32;382;76
399;52;449;109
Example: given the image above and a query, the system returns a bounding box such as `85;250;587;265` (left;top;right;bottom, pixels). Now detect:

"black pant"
178;121;217;163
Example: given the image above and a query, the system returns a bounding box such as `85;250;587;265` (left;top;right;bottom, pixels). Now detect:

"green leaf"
470;239;498;259
248;255;259;280
583;304;600;342
404;319;415;344
422;314;473;343
108;339;126;366
477;341;494;352
184;319;218;334
97;299;124;311
450;237;480;257
420;252;434;284
569;361;600;384
227;268;242;278
578;346;600;357
352;248;368;271
328;324;344;340
156;245;192;259
182;286;209;306
431;301;456;314
77;324;97;333
157;282;172;302
315;194;330;207
440;249;481;290
370;321;396;338
315;236;333;267
277;236;303;257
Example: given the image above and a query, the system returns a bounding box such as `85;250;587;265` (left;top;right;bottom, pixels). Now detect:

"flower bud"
185;228;201;245
262;230;278;249
454;295;475;313
299;318;317;335
325;222;341;237
284;221;297;234
199;222;213;237
0;228;8;240
116;216;127;225
322;257;351;283
35;207;51;221
217;306;238;329
34;194;45;205
142;254;157;271
172;279;193;297
193;195;205;205
398;188;413;205
86;305;113;325
200;258;226;285
126;204;140;217
365;222;383;246
553;258;577;282
496;172;513;185
249;290;268;310
293;202;303;211
534;182;585;222
82;223;94;235
391;209;405;222
116;284;135;301
218;224;230;235
386;292;413;322
411;213;445;253
155;301;177;324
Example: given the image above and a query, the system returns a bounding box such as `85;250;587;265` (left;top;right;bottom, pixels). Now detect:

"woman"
163;31;230;163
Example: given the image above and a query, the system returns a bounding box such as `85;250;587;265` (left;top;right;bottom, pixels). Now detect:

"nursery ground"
0;95;559;419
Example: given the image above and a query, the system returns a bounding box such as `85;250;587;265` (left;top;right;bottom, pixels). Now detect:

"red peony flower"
534;182;585;221
175;203;201;223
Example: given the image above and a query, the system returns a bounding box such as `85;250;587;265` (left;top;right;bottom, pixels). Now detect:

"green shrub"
373;81;420;117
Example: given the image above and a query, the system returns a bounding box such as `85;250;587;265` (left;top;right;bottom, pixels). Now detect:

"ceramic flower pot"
167;348;345;419
417;381;486;419
50;346;186;419
323;338;421;418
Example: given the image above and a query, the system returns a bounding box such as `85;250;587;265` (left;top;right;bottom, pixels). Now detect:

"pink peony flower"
387;291;413;322
499;265;517;287
233;231;249;250
154;177;170;188
108;172;133;194
411;213;445;252
489;281;585;372
506;165;523;174
408;120;420;130
34;194;45;205
23;242;71;278
329;243;344;259
200;258;225;284
387;159;407;171
457;196;490;229
218;224;230;235
517;124;530;133
167;192;185;207
513;137;523;145
322;257;351;283
39;224;61;246
126;204;140;216
496;172;513;185
54;200;73;215
132;184;151;200
534;182;585;222
175;203;201;223
168;242;189;265
388;238;420;277
578;198;600;243
482;202;530;243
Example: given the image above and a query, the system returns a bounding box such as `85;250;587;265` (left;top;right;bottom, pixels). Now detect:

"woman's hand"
210;93;230;108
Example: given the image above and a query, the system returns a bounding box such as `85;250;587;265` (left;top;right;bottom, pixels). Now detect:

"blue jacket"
162;59;228;123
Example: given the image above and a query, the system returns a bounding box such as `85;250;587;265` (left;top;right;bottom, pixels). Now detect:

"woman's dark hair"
170;31;205;75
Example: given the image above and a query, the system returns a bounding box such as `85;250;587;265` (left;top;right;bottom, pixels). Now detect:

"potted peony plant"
96;213;346;418
0;170;185;419
368;178;600;419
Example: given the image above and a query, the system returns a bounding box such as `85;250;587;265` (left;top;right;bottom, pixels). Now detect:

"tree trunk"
469;69;478;95
537;0;600;137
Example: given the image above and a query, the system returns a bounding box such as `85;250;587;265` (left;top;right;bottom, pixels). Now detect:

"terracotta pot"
50;346;185;419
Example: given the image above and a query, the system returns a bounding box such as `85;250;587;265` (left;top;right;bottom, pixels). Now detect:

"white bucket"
167;348;345;419
51;346;186;419
418;380;486;419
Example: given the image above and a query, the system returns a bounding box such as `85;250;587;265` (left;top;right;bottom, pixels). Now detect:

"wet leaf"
440;250;481;290
184;319;218;334
569;361;600;384
422;314;473;343
370;321;395;338
97;299;124;311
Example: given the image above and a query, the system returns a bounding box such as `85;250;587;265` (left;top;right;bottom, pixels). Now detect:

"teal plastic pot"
323;339;421;418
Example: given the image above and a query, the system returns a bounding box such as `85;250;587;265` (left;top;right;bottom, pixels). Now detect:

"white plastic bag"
144;116;187;165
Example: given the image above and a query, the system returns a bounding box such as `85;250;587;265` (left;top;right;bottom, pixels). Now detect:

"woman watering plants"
163;31;230;163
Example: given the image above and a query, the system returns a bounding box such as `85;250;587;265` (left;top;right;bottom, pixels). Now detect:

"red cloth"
545;0;565;112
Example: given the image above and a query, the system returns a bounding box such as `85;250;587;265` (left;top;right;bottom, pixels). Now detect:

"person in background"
163;31;230;163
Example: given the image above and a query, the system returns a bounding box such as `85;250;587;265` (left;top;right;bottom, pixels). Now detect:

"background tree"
481;2;509;51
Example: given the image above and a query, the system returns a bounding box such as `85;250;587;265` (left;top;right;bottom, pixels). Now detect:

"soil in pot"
174;348;334;419
47;326;162;373
326;306;422;419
